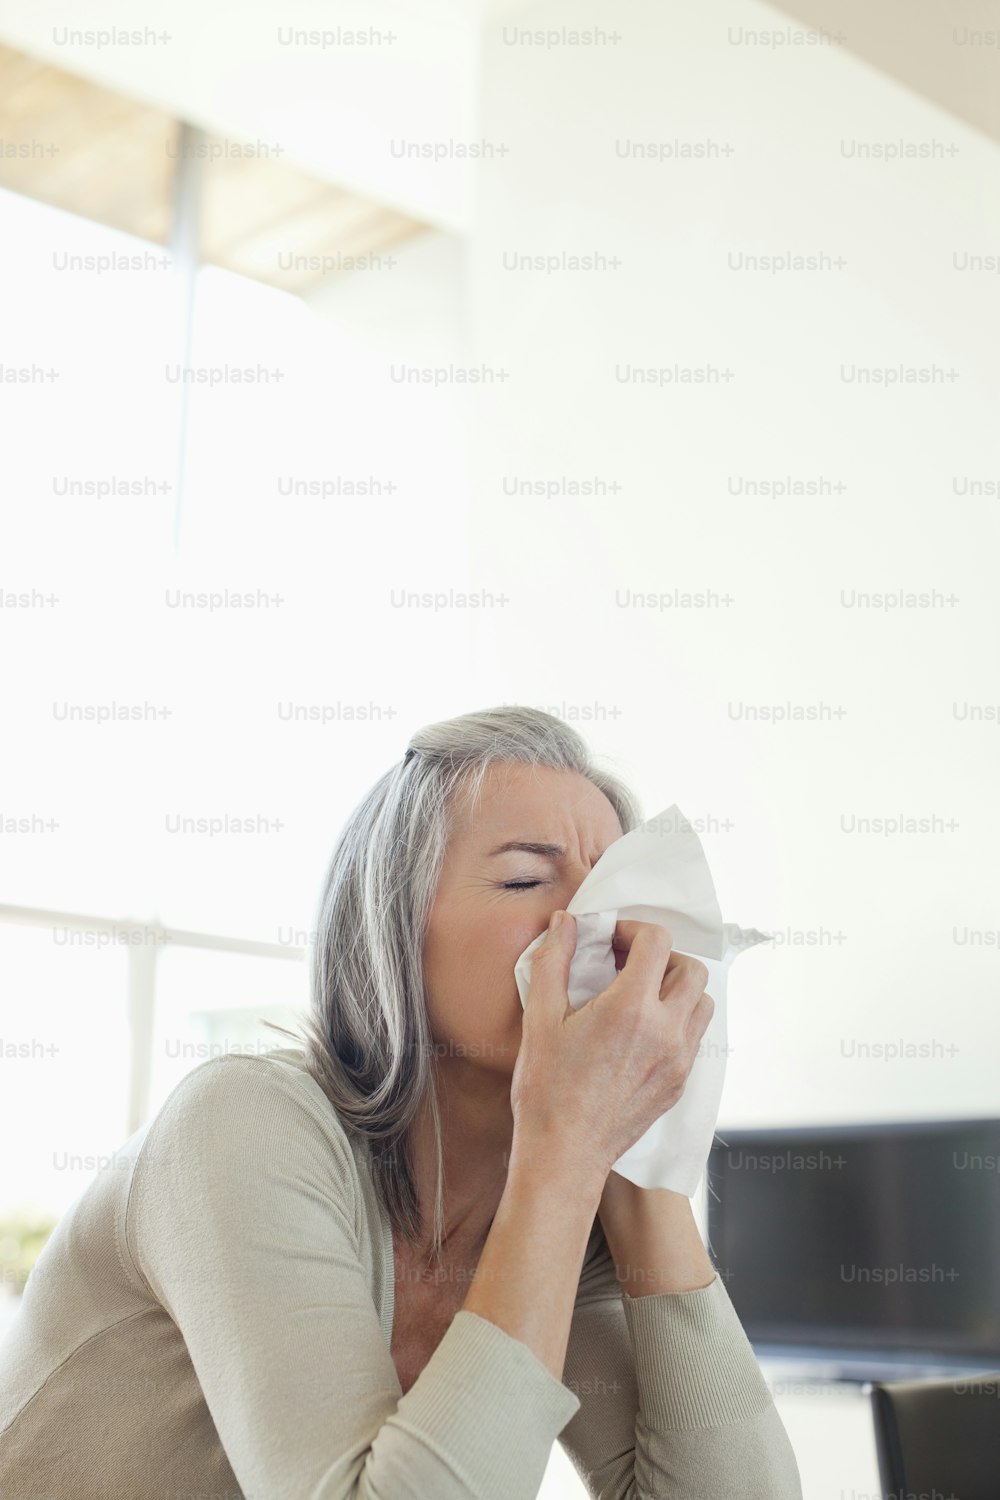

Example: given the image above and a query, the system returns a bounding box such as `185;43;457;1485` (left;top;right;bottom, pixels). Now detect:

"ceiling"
1;0;995;296
763;0;1000;144
0;43;426;293
0;0;482;235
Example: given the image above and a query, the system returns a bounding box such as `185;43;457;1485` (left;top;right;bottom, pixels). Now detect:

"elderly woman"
0;706;802;1500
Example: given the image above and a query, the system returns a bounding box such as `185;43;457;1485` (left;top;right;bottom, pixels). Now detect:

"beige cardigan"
0;1048;803;1499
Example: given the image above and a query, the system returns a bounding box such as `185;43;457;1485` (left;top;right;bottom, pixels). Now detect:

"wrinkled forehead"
446;762;624;859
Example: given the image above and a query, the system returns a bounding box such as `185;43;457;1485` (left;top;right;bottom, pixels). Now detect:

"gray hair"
297;705;643;1266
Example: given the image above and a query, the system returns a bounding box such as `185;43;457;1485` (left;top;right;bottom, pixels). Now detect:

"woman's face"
421;762;625;1075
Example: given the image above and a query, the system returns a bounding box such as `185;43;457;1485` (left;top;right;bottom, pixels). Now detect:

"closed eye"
502;880;544;891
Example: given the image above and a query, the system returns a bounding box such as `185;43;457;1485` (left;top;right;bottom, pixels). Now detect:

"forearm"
462;1134;605;1381
597;1171;717;1295
595;1171;804;1499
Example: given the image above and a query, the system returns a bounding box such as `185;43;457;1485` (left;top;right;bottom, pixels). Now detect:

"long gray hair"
298;705;643;1266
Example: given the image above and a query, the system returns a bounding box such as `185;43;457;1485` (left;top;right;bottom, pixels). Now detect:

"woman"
0;706;802;1499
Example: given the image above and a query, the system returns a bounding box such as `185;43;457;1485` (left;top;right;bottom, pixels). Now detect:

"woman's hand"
510;913;714;1183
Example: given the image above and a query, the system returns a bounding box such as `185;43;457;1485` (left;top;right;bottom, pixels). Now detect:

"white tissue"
513;804;770;1195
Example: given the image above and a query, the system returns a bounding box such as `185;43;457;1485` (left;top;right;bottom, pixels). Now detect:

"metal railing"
0;903;307;1134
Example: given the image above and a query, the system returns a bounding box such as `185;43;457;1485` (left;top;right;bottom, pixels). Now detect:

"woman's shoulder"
136;1045;364;1189
121;1046;382;1313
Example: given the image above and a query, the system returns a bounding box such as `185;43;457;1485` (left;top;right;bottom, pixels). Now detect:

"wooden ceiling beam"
0;42;426;291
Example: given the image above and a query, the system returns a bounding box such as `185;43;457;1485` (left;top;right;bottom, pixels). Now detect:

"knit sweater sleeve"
558;1214;803;1499
123;1055;580;1500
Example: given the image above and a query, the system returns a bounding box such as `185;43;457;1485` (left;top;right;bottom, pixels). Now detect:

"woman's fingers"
610;919;673;999
685;989;716;1051
612;919;711;1019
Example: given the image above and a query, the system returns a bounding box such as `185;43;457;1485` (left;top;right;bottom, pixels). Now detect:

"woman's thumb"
524;910;574;1022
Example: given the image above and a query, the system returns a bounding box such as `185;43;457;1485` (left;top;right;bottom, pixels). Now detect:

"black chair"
869;1372;1000;1499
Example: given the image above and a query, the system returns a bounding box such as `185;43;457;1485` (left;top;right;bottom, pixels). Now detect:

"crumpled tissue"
513;804;770;1195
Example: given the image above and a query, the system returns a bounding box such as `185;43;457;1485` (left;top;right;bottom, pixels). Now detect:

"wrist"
506;1128;608;1210
597;1173;718;1296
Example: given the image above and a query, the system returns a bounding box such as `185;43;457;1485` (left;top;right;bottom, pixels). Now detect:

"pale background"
1;2;998;1496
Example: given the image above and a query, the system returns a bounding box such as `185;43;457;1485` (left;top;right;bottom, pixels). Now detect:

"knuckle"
663;1069;687;1106
627;919;672;948
661;1048;688;1089
531;940;560;969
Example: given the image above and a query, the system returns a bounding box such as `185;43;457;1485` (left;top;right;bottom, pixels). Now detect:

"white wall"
465;0;1000;1126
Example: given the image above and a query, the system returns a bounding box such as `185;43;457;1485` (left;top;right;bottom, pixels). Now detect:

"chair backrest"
869;1373;1000;1500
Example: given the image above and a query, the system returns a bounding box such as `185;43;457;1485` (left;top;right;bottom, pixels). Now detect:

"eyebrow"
486;840;567;860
